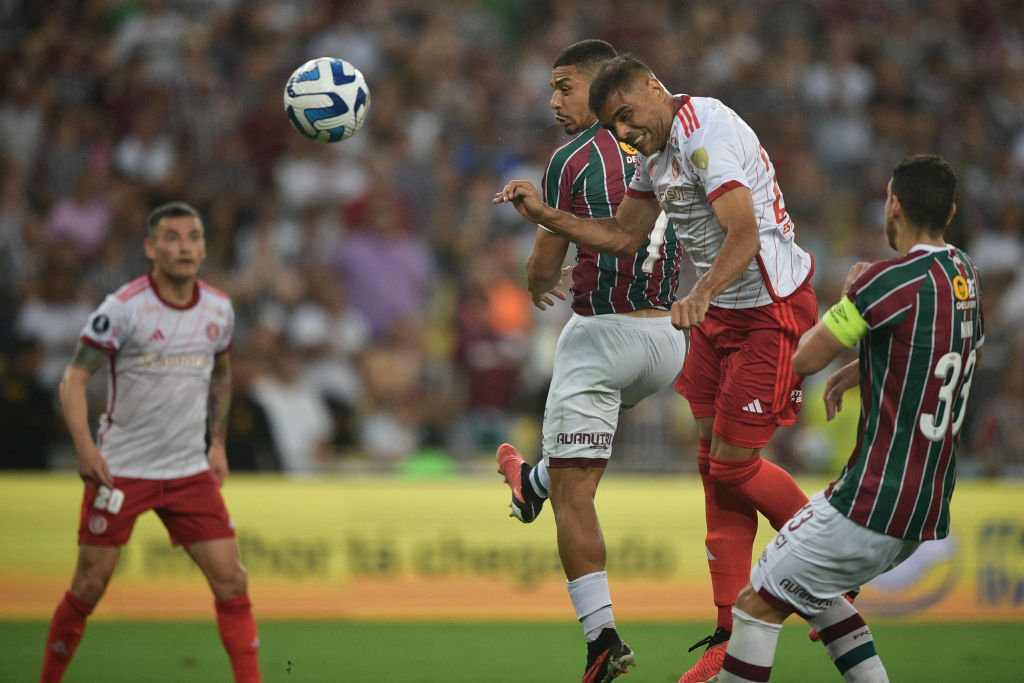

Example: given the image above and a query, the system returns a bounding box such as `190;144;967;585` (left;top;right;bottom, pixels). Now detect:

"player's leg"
715;585;787;683
161;471;261;683
550;464;634;682
41;544;120;683
187;538;262;683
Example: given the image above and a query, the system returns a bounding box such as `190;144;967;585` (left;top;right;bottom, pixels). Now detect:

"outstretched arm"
495;181;661;258
207;352;232;485
59;342;114;489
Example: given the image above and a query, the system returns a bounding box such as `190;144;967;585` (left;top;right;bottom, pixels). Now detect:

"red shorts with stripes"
78;470;235;547
674;280;817;449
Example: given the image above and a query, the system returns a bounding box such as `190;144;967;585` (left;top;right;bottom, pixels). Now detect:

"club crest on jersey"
206;323;220;341
952;275;969;301
671;158;681;179
690;147;709;171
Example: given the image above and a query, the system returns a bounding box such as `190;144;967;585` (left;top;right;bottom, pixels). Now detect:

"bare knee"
735;583;787;624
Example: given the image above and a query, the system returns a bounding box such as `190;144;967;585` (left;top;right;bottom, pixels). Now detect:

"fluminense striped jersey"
824;244;984;540
542;121;682;315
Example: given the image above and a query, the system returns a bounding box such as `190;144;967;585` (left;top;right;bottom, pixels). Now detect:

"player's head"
589;55;672;155
549;39;618;134
885;155;958;247
144;201;206;282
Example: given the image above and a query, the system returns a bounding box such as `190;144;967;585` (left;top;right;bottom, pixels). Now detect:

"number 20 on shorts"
93;485;125;515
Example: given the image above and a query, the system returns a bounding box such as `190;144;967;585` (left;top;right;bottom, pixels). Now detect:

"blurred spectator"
13;247;93;392
248;324;334;474
0;337;56;469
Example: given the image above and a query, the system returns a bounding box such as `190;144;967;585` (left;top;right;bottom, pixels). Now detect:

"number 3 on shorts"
94;485;125;514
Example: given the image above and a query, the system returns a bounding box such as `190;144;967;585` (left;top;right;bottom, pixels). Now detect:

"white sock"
808;598;889;682
567;571;614;641
529;459;550;499
717;607;782;683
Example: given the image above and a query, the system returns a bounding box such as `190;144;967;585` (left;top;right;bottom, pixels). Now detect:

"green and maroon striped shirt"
825;244;984;540
542;121;682;315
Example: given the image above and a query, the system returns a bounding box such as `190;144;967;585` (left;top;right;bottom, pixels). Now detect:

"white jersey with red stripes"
79;274;234;479
627;95;814;309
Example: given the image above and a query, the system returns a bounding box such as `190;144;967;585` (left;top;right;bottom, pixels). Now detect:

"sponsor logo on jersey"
690;147;709;171
555;432;613;449
139;353;212;369
953;275;969;301
149;329;165;341
619;141;637;155
658;187;686;202
88;514;108;535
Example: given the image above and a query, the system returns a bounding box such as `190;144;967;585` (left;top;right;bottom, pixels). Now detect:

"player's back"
543;122;681;315
826;245;983;540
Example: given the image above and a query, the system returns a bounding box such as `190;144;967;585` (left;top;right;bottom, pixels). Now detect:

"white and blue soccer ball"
283;57;371;143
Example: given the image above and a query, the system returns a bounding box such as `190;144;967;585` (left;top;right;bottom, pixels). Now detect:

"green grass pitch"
7;620;1024;681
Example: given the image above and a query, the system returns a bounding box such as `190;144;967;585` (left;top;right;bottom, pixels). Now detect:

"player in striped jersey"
40;202;262;682
717;155;983;683
494;40;685;683
497;55;814;682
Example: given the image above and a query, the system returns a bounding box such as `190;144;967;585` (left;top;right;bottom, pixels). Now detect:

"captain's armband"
822;296;867;347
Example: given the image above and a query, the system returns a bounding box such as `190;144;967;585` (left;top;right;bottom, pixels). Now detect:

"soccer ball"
283;57;371;143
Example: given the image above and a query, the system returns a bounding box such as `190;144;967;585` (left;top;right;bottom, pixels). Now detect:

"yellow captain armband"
822;296;868;347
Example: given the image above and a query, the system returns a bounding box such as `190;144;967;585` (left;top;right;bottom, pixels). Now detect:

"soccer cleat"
496;443;545;523
677;626;730;683
582;627;636;683
809;591;858;642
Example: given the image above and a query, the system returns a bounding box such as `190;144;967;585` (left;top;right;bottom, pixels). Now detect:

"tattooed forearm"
208;353;232;445
70;341;110;376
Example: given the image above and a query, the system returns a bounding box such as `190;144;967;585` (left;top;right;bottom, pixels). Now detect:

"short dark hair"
146;201;202;237
589;55;654;116
891;155;957;233
552;39;617;76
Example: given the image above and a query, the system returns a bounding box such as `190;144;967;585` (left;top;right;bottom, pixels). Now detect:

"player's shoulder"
113;274;154;303
547;123;602;170
198;279;232;304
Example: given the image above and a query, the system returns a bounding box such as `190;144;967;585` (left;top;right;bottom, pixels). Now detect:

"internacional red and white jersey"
79;274;234;479
627;95;813;309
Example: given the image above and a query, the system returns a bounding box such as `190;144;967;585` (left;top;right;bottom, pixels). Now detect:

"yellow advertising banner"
1;473;1022;622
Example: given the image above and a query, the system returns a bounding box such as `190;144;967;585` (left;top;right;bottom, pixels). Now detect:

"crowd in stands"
1;0;1022;477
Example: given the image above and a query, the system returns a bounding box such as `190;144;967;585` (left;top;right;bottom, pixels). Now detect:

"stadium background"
1;0;1023;677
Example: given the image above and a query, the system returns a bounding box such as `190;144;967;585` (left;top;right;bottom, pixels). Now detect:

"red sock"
215;594;262;682
708;455;808;530
41;590;94;682
699;440;756;632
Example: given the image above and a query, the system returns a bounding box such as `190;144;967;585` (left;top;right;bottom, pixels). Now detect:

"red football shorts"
78;470;235;547
675;280;817;449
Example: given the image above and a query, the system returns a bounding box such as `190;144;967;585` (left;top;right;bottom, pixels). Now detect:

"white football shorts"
750;492;922;617
541;312;686;464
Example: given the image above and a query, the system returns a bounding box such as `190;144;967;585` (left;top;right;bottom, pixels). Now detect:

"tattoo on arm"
208;353;232;445
70;341;109;376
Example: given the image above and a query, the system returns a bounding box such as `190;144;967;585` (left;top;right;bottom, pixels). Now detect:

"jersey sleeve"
627;153;654;196
847;261;913;332
80;295;134;354
217;301;235;355
691;109;749;203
